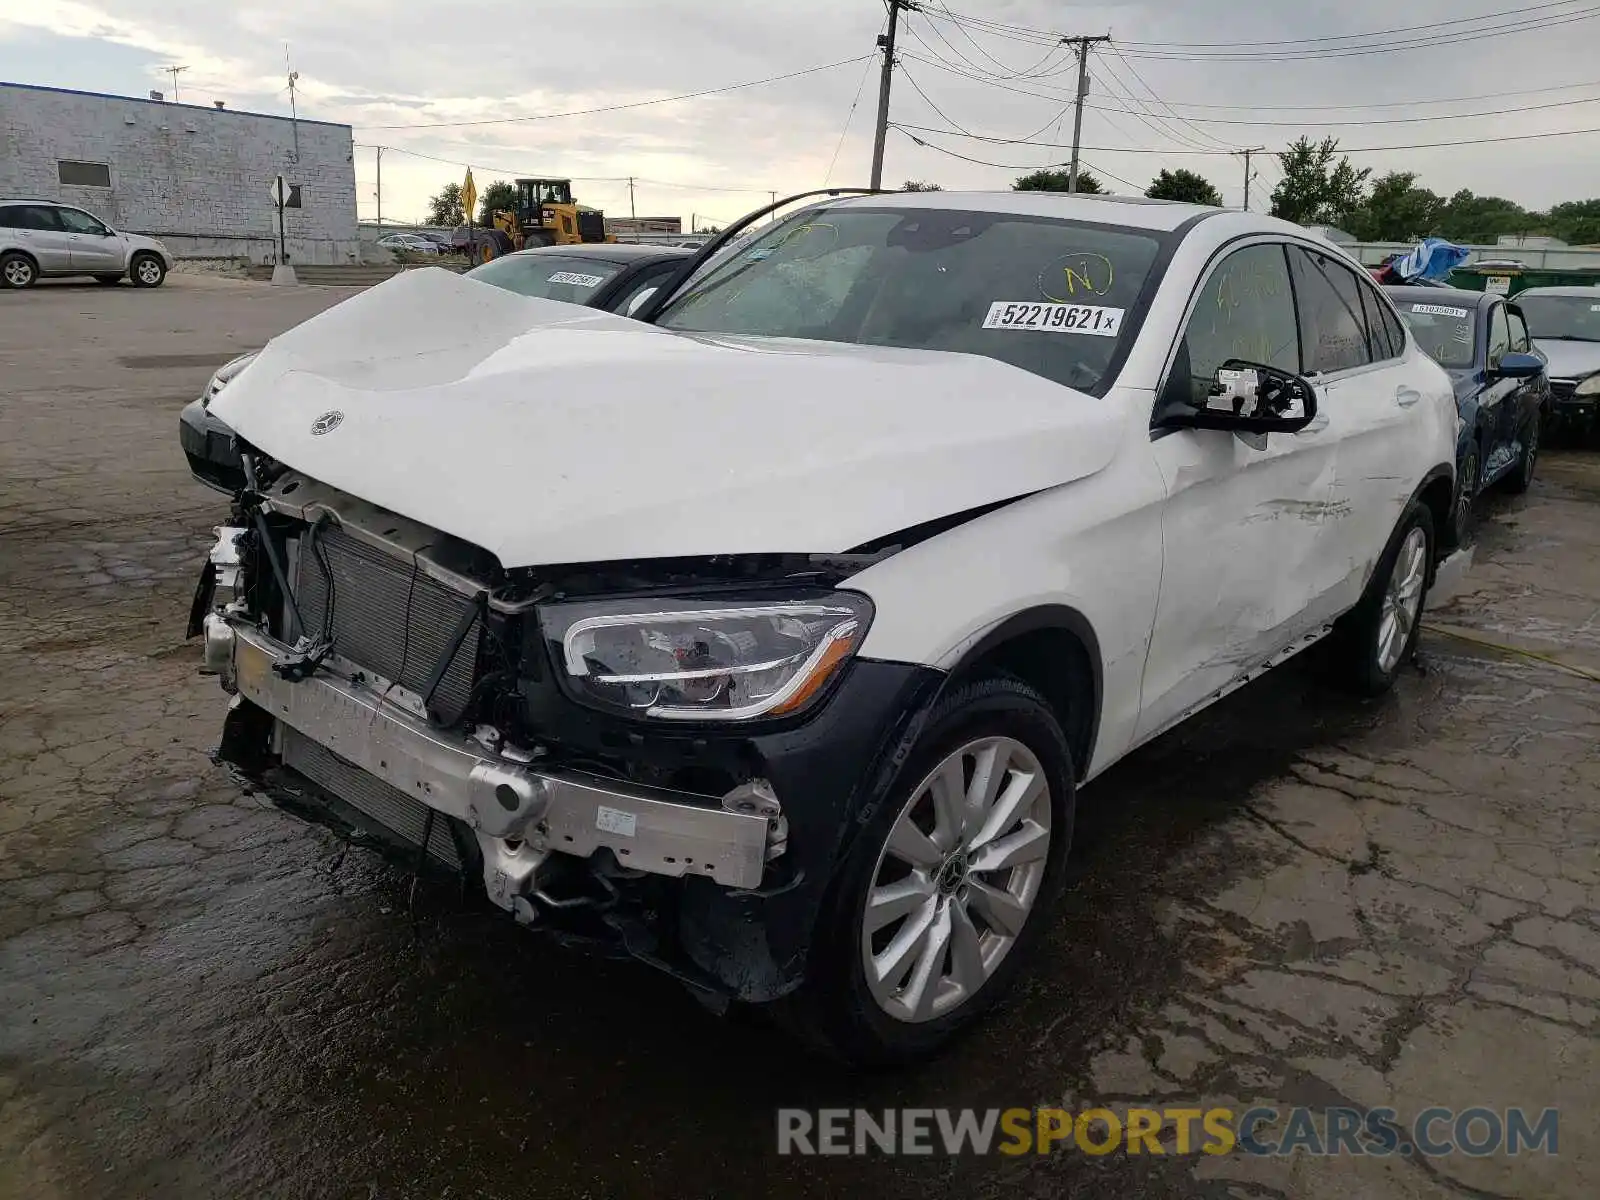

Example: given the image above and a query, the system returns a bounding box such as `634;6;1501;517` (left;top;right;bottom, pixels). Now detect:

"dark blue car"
1386;285;1549;545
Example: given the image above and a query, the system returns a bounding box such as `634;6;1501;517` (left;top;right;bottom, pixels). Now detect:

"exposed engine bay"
192;451;936;1003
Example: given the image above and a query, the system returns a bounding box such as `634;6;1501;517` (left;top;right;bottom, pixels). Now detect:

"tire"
780;676;1076;1066
1451;443;1479;548
94;273;124;285
1;252;37;289
1332;501;1434;696
1502;411;1540;494
129;253;166;288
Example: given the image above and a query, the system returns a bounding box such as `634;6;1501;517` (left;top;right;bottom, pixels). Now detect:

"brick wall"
0;83;359;264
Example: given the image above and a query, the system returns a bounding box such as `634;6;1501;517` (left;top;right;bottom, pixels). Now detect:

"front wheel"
130;253;166;288
782;676;1075;1066
1502;413;1540;494
1332;502;1433;696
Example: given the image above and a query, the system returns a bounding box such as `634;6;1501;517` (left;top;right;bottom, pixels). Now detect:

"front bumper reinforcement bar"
216;620;777;898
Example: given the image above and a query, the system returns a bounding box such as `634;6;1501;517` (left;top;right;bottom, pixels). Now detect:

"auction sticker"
983;301;1123;336
1410;304;1470;318
547;271;606;287
595;806;637;838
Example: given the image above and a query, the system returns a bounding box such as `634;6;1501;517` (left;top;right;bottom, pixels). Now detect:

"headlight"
1576;373;1600;397
539;591;873;722
201;351;258;408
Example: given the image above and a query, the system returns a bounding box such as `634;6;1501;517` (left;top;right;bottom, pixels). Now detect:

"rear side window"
1358;284;1406;360
1288;247;1377;374
0;205;62;231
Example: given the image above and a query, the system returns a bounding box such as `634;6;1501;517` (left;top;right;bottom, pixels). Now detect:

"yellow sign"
462;168;477;221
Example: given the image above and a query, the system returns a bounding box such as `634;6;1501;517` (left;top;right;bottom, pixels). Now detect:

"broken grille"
282;728;463;870
292;524;483;721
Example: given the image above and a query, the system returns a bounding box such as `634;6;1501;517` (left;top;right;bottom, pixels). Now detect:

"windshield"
1398;301;1476;369
1517;294;1600;342
657;206;1165;393
466;254;621;303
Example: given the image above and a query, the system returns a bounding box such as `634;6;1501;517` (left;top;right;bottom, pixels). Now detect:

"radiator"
282;728;464;871
292;524;482;721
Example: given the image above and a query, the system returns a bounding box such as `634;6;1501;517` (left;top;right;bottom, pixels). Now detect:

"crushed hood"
213;267;1126;567
1532;338;1600;381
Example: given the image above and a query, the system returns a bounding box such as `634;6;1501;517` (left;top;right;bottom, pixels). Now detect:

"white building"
0;81;359;264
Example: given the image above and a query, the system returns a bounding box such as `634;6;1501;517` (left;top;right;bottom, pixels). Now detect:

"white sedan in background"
375;233;440;255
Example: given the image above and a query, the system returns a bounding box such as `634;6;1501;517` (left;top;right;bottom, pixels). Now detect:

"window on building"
58;161;112;188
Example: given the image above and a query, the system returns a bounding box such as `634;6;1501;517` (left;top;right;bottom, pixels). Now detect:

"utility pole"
628;177;637;222
1236;146;1266;211
870;1;916;190
163;65;188;104
375;146;383;230
1064;35;1111;194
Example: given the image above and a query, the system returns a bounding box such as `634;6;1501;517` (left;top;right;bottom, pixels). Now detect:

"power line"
1114;9;1600;61
892;119;1600;157
824;22;882;185
358;55;872;130
899;60;976;136
359;144;773;194
1112;0;1586;48
1103;45;1236;151
896;50;1600;134
923;3;1600;61
1102;78;1600;112
1078;158;1142;192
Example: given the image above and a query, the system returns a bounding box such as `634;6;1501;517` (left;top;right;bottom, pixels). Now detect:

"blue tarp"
1386;237;1472;283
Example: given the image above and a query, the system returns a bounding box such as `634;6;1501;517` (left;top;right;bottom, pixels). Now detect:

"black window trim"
1288;245;1390;378
1152;232;1313;430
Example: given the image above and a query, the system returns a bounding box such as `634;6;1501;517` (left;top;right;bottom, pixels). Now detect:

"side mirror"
1162;359;1319;435
624;286;658;317
1491;351;1543;380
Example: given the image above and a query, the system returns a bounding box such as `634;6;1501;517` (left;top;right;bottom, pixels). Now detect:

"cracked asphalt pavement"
2;277;1597;1199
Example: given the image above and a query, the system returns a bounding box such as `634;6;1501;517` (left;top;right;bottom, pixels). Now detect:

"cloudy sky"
2;0;1597;228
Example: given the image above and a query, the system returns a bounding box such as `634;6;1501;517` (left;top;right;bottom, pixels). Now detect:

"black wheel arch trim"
934;604;1104;782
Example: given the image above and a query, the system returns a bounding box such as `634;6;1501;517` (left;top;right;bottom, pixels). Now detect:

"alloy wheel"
1376;527;1428;674
3;259;33;287
135;258;163;285
860;736;1052;1023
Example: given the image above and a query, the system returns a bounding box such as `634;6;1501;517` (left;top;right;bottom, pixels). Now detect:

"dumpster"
1448;262;1600;298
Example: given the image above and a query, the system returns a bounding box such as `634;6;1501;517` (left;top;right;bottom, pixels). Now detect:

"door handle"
1395;387;1422;408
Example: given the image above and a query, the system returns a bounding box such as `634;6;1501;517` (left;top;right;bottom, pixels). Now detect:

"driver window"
1506;308;1530;354
56;208;107;235
1177;243;1300;405
1487;304;1511;365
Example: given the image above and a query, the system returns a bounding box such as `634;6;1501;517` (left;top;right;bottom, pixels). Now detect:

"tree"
903;180;943;191
426;183;464;227
1268;136;1370;227
1436;190;1537;245
1144;168;1221;206
477;180;517;226
1013;168;1104;194
1348;172;1445;242
1547;199;1600;246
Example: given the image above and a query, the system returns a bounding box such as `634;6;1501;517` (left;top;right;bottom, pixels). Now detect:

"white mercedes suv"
194;190;1456;1064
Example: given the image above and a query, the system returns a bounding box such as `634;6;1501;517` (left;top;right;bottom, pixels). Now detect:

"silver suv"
0;200;173;288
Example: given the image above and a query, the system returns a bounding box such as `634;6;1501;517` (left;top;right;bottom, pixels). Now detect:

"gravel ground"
2;276;1596;1199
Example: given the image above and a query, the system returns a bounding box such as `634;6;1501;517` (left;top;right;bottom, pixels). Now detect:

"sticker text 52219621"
983;302;1124;337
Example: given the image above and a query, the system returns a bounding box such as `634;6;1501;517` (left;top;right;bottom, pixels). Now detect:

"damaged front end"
190;457;940;1003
